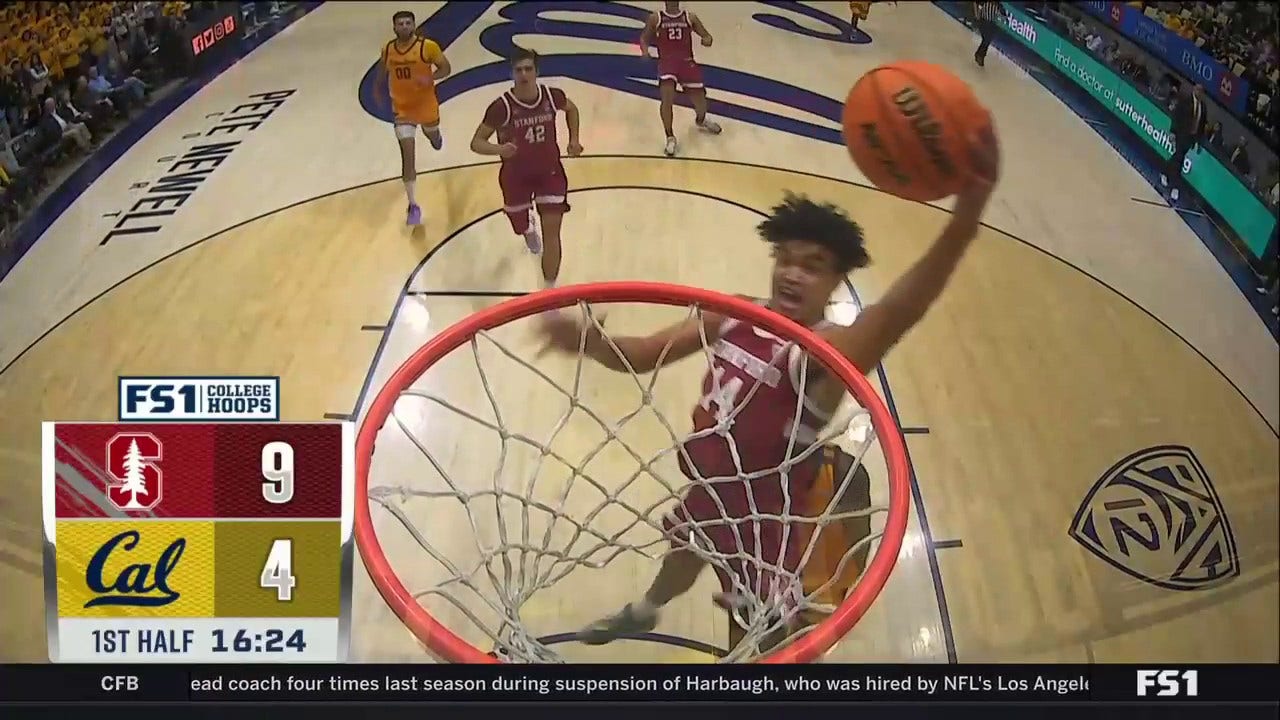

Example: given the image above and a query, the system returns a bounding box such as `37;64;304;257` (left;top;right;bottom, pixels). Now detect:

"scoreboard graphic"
41;421;354;662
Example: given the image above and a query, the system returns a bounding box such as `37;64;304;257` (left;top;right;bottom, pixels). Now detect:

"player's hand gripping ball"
842;61;992;202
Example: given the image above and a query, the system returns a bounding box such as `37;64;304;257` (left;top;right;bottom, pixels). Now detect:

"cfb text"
118;377;280;421
100;675;140;692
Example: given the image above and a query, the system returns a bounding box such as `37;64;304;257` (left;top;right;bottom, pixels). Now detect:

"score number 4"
259;442;297;601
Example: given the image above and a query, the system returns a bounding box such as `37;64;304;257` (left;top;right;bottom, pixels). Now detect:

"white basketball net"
366;299;890;663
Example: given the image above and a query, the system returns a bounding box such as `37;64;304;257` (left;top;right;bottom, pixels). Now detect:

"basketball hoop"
354;281;909;664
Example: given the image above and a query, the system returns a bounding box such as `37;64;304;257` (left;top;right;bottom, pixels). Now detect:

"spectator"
55;88;104;139
86;67;133;114
0;114;21;176
74;75;116;125
39;96;92;153
26;51;49;97
1086;33;1104;54
1103;40;1121;66
1152;73;1173;106
1208;121;1225;148
104;60;148;105
1229;139;1254;186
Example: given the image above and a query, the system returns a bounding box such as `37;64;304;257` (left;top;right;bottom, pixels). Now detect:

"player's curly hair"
392;10;415;23
756;192;870;273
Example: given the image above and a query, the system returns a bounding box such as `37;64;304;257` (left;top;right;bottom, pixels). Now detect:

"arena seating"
0;2;189;265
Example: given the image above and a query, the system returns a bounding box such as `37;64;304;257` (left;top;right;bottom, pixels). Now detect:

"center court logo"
1069;445;1239;590
83;529;185;608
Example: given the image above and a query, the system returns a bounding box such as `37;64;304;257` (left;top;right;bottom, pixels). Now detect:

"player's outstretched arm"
539;310;728;374
821;124;1000;375
690;13;713;46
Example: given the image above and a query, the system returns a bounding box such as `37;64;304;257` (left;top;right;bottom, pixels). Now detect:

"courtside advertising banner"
997;3;1276;259
1078;1;1250;116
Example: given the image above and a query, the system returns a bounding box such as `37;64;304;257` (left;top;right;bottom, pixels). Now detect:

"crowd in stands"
0;2;197;248
1058;2;1280;211
1134;1;1278;150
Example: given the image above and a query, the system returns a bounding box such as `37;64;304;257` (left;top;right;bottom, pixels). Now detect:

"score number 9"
262;441;294;504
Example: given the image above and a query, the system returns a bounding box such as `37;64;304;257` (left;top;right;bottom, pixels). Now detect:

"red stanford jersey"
483;85;565;173
679;309;834;486
654;9;695;63
665;307;836;603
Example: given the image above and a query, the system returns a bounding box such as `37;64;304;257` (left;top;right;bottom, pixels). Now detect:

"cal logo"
1070;445;1239;590
85;530;183;608
56;521;216;618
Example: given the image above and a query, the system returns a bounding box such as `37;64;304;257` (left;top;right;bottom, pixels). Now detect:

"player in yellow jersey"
381;10;452;226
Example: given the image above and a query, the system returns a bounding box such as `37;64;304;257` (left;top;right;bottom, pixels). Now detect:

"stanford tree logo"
105;433;164;512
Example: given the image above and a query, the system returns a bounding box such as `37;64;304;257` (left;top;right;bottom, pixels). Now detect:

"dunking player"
381;10;452;226
470;50;583;288
639;1;722;157
540;126;1000;650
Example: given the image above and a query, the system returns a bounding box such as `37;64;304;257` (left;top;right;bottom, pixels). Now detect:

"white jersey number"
667;26;683;40
524;124;546;144
699;365;745;424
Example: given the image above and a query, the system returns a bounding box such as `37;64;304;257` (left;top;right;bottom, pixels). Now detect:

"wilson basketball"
842;61;990;202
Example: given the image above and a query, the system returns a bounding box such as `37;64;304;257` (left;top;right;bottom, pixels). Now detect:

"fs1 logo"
106;432;163;512
119;376;280;421
1137;670;1199;697
1070;445;1239;590
84;529;184;608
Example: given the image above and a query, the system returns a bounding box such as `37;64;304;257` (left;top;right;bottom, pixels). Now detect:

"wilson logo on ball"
892;87;956;180
858;123;910;187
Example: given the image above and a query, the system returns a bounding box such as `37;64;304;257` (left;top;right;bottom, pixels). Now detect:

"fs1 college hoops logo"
118;376;280;421
1070;445;1239;590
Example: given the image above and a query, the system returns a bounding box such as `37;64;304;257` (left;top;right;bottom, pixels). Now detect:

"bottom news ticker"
2;664;1277;704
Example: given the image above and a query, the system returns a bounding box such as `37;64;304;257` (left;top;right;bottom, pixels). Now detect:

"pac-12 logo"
1070;445;1239;590
106;433;163;512
118;376;280;421
84;529;185;608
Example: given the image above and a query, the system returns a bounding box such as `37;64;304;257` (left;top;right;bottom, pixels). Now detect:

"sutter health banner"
995;3;1275;259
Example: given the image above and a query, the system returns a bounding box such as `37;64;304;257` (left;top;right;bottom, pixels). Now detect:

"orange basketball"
842;61;990;202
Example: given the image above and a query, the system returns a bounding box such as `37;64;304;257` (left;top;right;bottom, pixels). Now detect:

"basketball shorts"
498;160;570;228
798;446;871;609
658;59;703;90
391;97;440;139
662;457;822;612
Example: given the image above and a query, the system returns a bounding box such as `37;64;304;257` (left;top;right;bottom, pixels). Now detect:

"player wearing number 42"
380;10;453;227
471;49;583;290
539;129;1000;652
